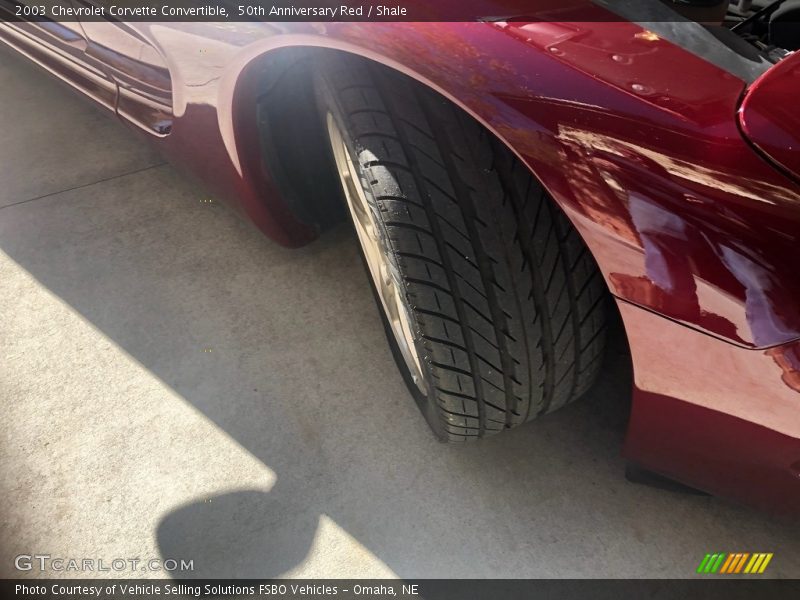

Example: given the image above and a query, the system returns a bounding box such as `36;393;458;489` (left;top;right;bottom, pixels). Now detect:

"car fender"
141;20;800;350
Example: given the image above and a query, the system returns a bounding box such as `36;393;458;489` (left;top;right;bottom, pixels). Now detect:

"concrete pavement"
1;46;799;579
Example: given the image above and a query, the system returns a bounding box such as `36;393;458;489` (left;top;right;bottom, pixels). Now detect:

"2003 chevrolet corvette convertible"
2;0;799;513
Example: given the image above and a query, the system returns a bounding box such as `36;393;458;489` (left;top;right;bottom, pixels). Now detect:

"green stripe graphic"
706;554;719;573
697;554;712;573
704;554;718;573
710;553;727;573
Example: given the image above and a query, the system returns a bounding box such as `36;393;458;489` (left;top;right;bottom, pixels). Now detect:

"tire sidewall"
313;63;447;441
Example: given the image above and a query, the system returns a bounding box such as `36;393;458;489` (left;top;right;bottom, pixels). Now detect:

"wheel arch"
227;37;611;259
228;35;624;335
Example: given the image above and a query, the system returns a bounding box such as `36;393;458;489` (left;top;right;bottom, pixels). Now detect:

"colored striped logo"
696;553;773;574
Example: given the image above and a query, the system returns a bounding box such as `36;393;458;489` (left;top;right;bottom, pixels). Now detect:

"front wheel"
315;55;608;442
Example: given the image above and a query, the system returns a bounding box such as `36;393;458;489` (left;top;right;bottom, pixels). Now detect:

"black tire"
315;55;608;442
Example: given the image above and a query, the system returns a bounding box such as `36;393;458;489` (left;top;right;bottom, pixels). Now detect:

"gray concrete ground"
1;46;799;580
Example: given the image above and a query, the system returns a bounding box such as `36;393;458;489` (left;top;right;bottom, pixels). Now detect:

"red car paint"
740;51;800;183
621;300;800;514
1;5;798;513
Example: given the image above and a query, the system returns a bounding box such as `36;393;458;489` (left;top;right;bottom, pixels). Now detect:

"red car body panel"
740;52;800;184
2;3;799;513
621;300;800;514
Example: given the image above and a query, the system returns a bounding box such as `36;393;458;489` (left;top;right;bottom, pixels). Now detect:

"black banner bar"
0;0;730;23
4;579;800;600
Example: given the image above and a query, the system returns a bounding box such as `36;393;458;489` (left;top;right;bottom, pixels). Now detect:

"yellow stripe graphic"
758;553;773;574
744;554;760;573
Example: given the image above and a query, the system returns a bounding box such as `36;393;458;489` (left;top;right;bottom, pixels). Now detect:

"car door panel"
0;0;117;109
73;0;174;135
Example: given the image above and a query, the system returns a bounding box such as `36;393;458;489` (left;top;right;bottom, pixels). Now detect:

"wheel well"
249;44;628;426
252;47;613;315
253;47;345;232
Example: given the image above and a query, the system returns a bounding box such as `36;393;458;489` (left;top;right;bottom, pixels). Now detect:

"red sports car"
2;0;798;513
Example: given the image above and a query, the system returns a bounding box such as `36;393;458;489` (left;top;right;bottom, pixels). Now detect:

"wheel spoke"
327;113;427;395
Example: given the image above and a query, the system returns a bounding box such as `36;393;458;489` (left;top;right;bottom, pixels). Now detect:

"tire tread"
317;57;607;441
